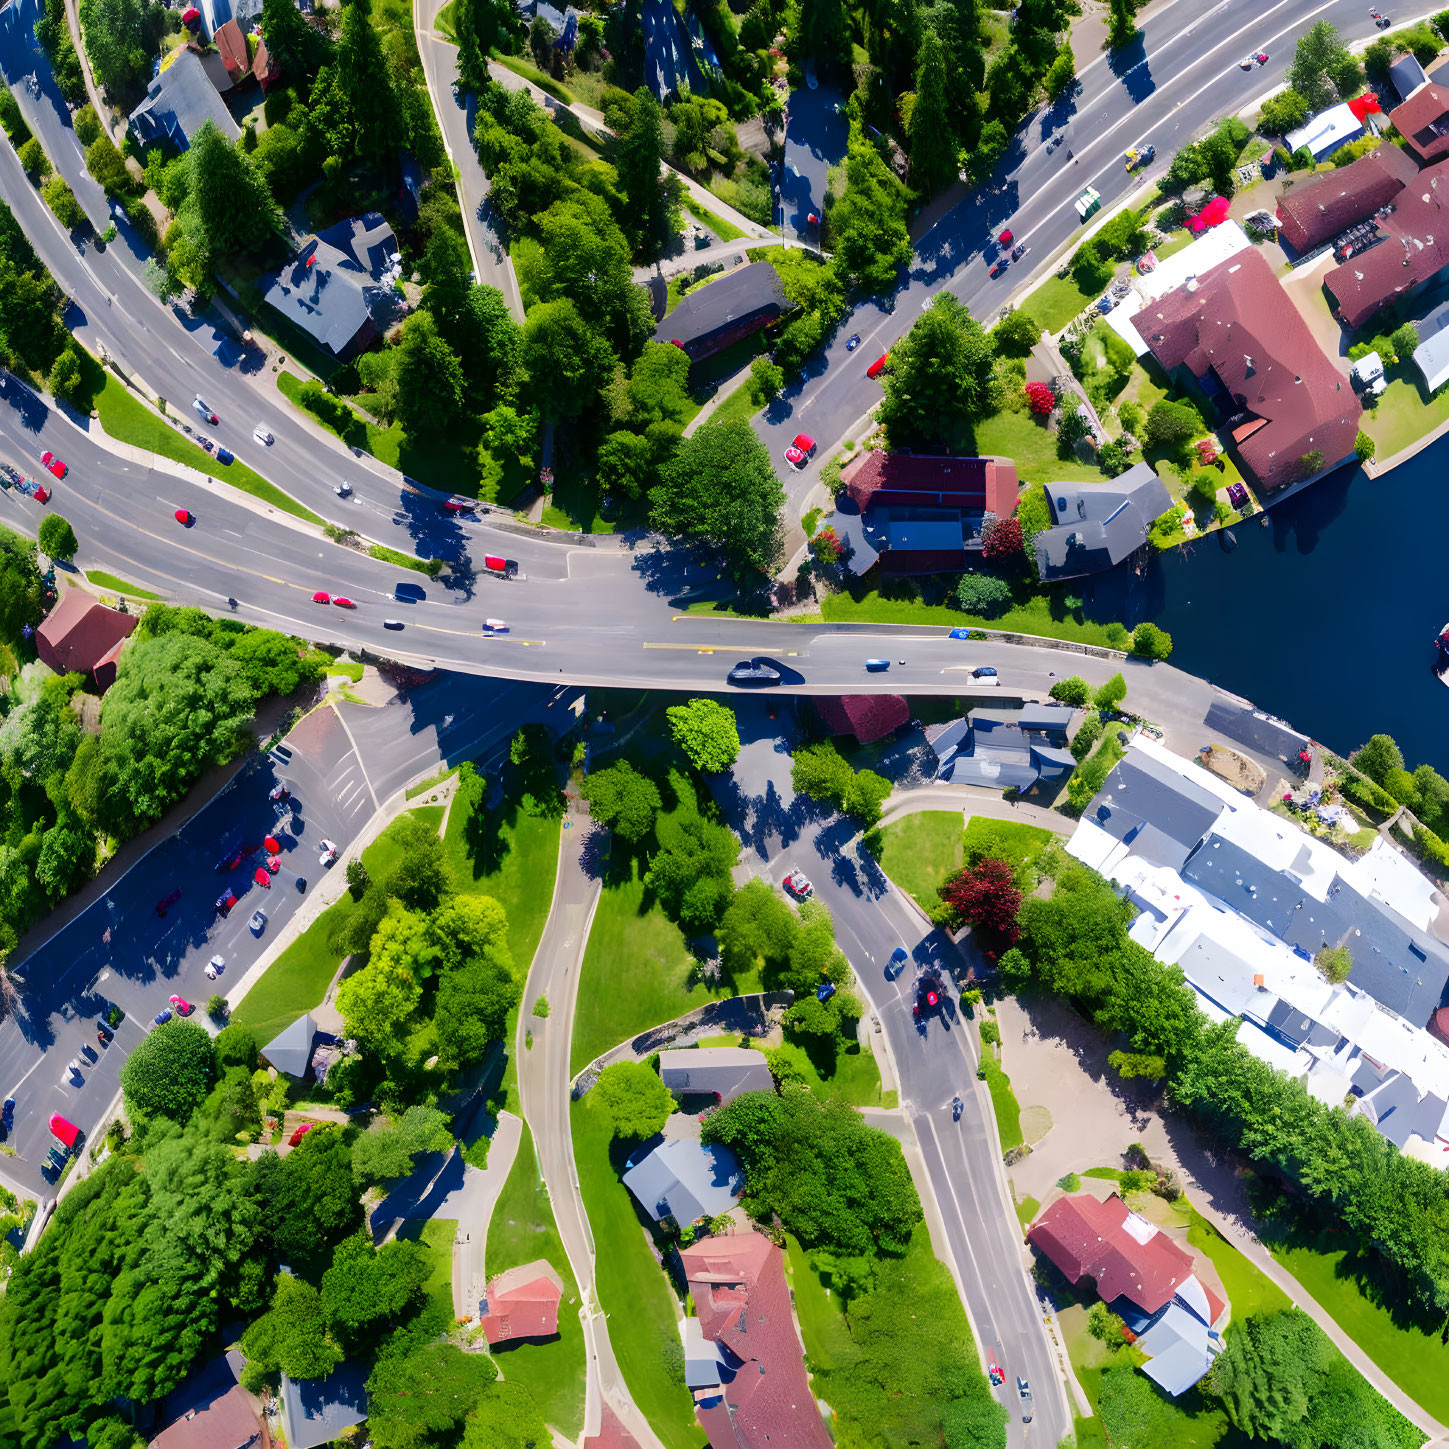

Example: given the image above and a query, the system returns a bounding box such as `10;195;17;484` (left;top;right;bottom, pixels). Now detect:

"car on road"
867;352;890;380
174;508;192;526
727;658;782;686
313;591;331;604
215;890;238;915
972;666;998;679
987;1353;1005;1387
865;658;890;671
319;839;338;866
949;627;972;640
784;433;816;468
152;1008;173;1027
990;258;1009;278
249;909;267;934
269;784;291;801
888;946;909;977
335;480;353;497
168;995;193;1016
845;333;861;351
395;581;426;603
1240;51;1268;66
253;424;274;445
1124;144;1156;171
154;889;182;917
442;496;476;514
40;450;66;479
1;1098;13;1131
914;970;946;1017
206;954;225;980
193;396;219;424
1017;1377;1033;1422
484;617;508;632
783;869;814;899
383;618;403;629
332;596;356;609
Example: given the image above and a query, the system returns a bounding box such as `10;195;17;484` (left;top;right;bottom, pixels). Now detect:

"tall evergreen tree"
907;29;955;195
338;0;402;163
796;0;852;70
259;0;333;80
613;88;676;260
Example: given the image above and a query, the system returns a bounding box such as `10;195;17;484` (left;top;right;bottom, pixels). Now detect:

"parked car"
987;1354;1005;1387
168;995;193;1016
1017;1378;1033;1423
319;839;338;866
783;433;817;468
783;869;814;899
152;1008;173;1027
972;666;998;678
215;890;238;915
1;1097;14;1131
442;496;476;514
193;396;219;424
867;352;890;380
205;955;225;980
249;909;267;935
40;450;66;479
253;424;274;445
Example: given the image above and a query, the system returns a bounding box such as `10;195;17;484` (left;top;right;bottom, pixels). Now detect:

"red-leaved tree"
940;858;1022;957
982;516;1023;560
1025;381;1055;415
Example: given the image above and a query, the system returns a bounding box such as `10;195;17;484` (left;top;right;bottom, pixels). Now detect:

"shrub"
979;1019;1001;1046
1059;1171;1081;1191
1355;430;1375;461
1390;321;1420;361
216;1022;257;1067
749;355;783;403
122;194;160;249
1070;713;1104;761
206;992;229;1021
1131;621;1173;660
1024;380;1055;415
1315;945;1352;983
956;573;1013;617
297;379;359;437
1144;398;1201;450
532;995;550;1017
1259;88;1311;135
42;174;85;230
17;136;49;178
1335;769;1397;815
1049;676;1091;707
38;514;78;561
994;308;1042;358
74;104;101;146
1097;438;1131;476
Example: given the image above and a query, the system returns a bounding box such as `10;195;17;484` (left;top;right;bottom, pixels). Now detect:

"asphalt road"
754;0;1401;515
782;84;848;244
0;673;553;1200
714;701;1070;1449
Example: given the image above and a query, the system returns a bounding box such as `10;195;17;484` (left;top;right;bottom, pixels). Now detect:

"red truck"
483;555;516;578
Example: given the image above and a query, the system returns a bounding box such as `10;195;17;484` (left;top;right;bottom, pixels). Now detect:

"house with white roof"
1069;741;1449;1165
1286;101;1367;161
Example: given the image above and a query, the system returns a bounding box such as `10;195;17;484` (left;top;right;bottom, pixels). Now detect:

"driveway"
782;84;848;243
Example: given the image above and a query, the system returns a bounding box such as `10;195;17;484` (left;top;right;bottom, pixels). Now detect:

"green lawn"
1362;372;1449;460
1015;1193;1041;1228
876;812;962;913
963;816;1057;864
1265;1231;1449;1423
703;375;761;431
685;199;748;243
95;376;322;524
408;767;456;800
979;1050;1023;1152
230;809;443;1042
571;1096;704;1449
491;53;576;103
819;588;1129;647
484;1120;586;1437
1023;271;1098;334
569;859;729;1076
784;1234;856;1371
420;1217;457;1317
705;1034;886;1108
975;409;1106;485
1180;1202;1289;1320
85;570;160;600
434;0;456;36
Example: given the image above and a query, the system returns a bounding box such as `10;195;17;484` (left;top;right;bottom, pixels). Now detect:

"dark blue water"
1142;455;1449;774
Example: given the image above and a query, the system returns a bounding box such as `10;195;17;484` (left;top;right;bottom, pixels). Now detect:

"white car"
205;954;225;981
253;424;274;445
783;869;814;899
249;909;267;935
319;839;338;867
485;617;508;632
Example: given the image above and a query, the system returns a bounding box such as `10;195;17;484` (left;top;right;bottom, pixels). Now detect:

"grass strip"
85;570;161;599
685;199;747;243
979;1049;1023;1151
491;53;575;103
95;376;322;525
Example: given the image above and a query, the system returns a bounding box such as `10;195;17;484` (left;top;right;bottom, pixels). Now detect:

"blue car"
153;1008;173;1027
816;981;837;1003
865;658;890;672
949;627;972;640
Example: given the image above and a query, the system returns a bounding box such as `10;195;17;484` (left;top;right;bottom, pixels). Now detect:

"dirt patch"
1201;744;1265;795
1021;1104;1053;1146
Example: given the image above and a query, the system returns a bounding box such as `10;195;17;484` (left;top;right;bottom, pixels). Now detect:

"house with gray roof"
1357;1072;1449;1149
1390;53;1430;104
621;1139;743;1226
1033;464;1173;581
260;217;401;361
1136;1302;1225;1397
659;1046;774;1105
654;263;790;364
926;706;1075;794
279;1360;368;1449
130;46;241;150
261;1013;317;1079
1087;750;1229;871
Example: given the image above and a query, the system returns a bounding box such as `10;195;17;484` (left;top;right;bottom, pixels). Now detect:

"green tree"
367;1340;500;1449
1130;621;1172;660
614;87;678;259
383;811;452;913
1093;673;1126;711
1107;0;1137;47
1144;398;1201;450
1351;733;1404;785
1315;944;1353;983
352;1105;455;1183
37;513;78;561
455;0;518;89
878;294;996;448
337;910;424;1048
42;175;86;231
460;1383;552;1449
0;525;42;641
169;122;280;273
260;0;332;78
393;311;465;438
1287;21;1362;108
581;761;662;843
718;877;799;983
337;0;402;162
831;133;914;294
993;308;1041;358
956;573;1012;616
907;32;956;195
1043;43;1076;98
796;0;852;71
645;810;740;932
119;1019;215;1123
1049;676;1091;706
83;0;158;107
321;1233;431;1342
520;298;617;423
241;1273;342;1382
17;138;49;179
1258;88;1311;135
666;699;741;772
253;1124;362;1267
436;954;520;1067
592;1061;675;1139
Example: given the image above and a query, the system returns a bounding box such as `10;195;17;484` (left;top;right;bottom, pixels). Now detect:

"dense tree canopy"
120;1020;215;1123
592;1061;675;1139
581;761;662;844
666;699;741;773
877;294;996;448
830;134;914;294
241;1273;342;1382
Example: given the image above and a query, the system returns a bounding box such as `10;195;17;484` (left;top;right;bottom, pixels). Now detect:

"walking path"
515;800;667;1449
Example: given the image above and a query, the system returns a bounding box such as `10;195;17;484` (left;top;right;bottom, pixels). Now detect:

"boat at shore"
1435;622;1449;687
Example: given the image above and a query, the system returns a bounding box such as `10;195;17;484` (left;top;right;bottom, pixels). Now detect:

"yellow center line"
645;642;799;654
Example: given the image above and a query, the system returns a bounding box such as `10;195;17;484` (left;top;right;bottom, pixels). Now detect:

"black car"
914;970;947;1017
727;658;783;686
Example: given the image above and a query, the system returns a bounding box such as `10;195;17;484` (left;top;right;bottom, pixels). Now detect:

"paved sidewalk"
878;783;1072;838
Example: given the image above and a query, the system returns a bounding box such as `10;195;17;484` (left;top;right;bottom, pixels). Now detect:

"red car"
442;497;476;514
867;352;890;380
332;596;356;609
784;433;816;468
168;995;193;1016
215;891;238;914
174;508;192;526
988;1353;1005;1387
312;591;331;604
998;228;1013;246
40;450;66;479
783;869;814;899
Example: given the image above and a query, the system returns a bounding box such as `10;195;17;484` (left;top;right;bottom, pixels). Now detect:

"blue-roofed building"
925;705;1075;795
130;46;241;151
280;1360;368;1449
622;1138;743;1226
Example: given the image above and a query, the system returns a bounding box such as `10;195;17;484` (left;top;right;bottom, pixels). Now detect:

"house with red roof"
1028;1193;1227;1395
1275;141;1416;252
1390;83;1449;164
478;1259;565;1345
149;1384;262;1449
815;694;909;743
35;589;137;692
679;1232;832;1449
1131;246;1359;493
211;19;250;87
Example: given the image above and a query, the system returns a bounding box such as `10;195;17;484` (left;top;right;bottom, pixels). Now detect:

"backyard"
484;1120;587;1437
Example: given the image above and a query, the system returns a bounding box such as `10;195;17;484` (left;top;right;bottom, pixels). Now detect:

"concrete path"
515;800;667;1449
878;782;1072;839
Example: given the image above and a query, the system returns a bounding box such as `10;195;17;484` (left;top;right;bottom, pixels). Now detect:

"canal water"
1140;453;1449;774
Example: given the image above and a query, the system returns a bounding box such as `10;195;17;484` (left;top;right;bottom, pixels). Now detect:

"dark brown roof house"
1391;83;1449;164
1275;141;1416;252
1132;246;1359;493
35;588;137;692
